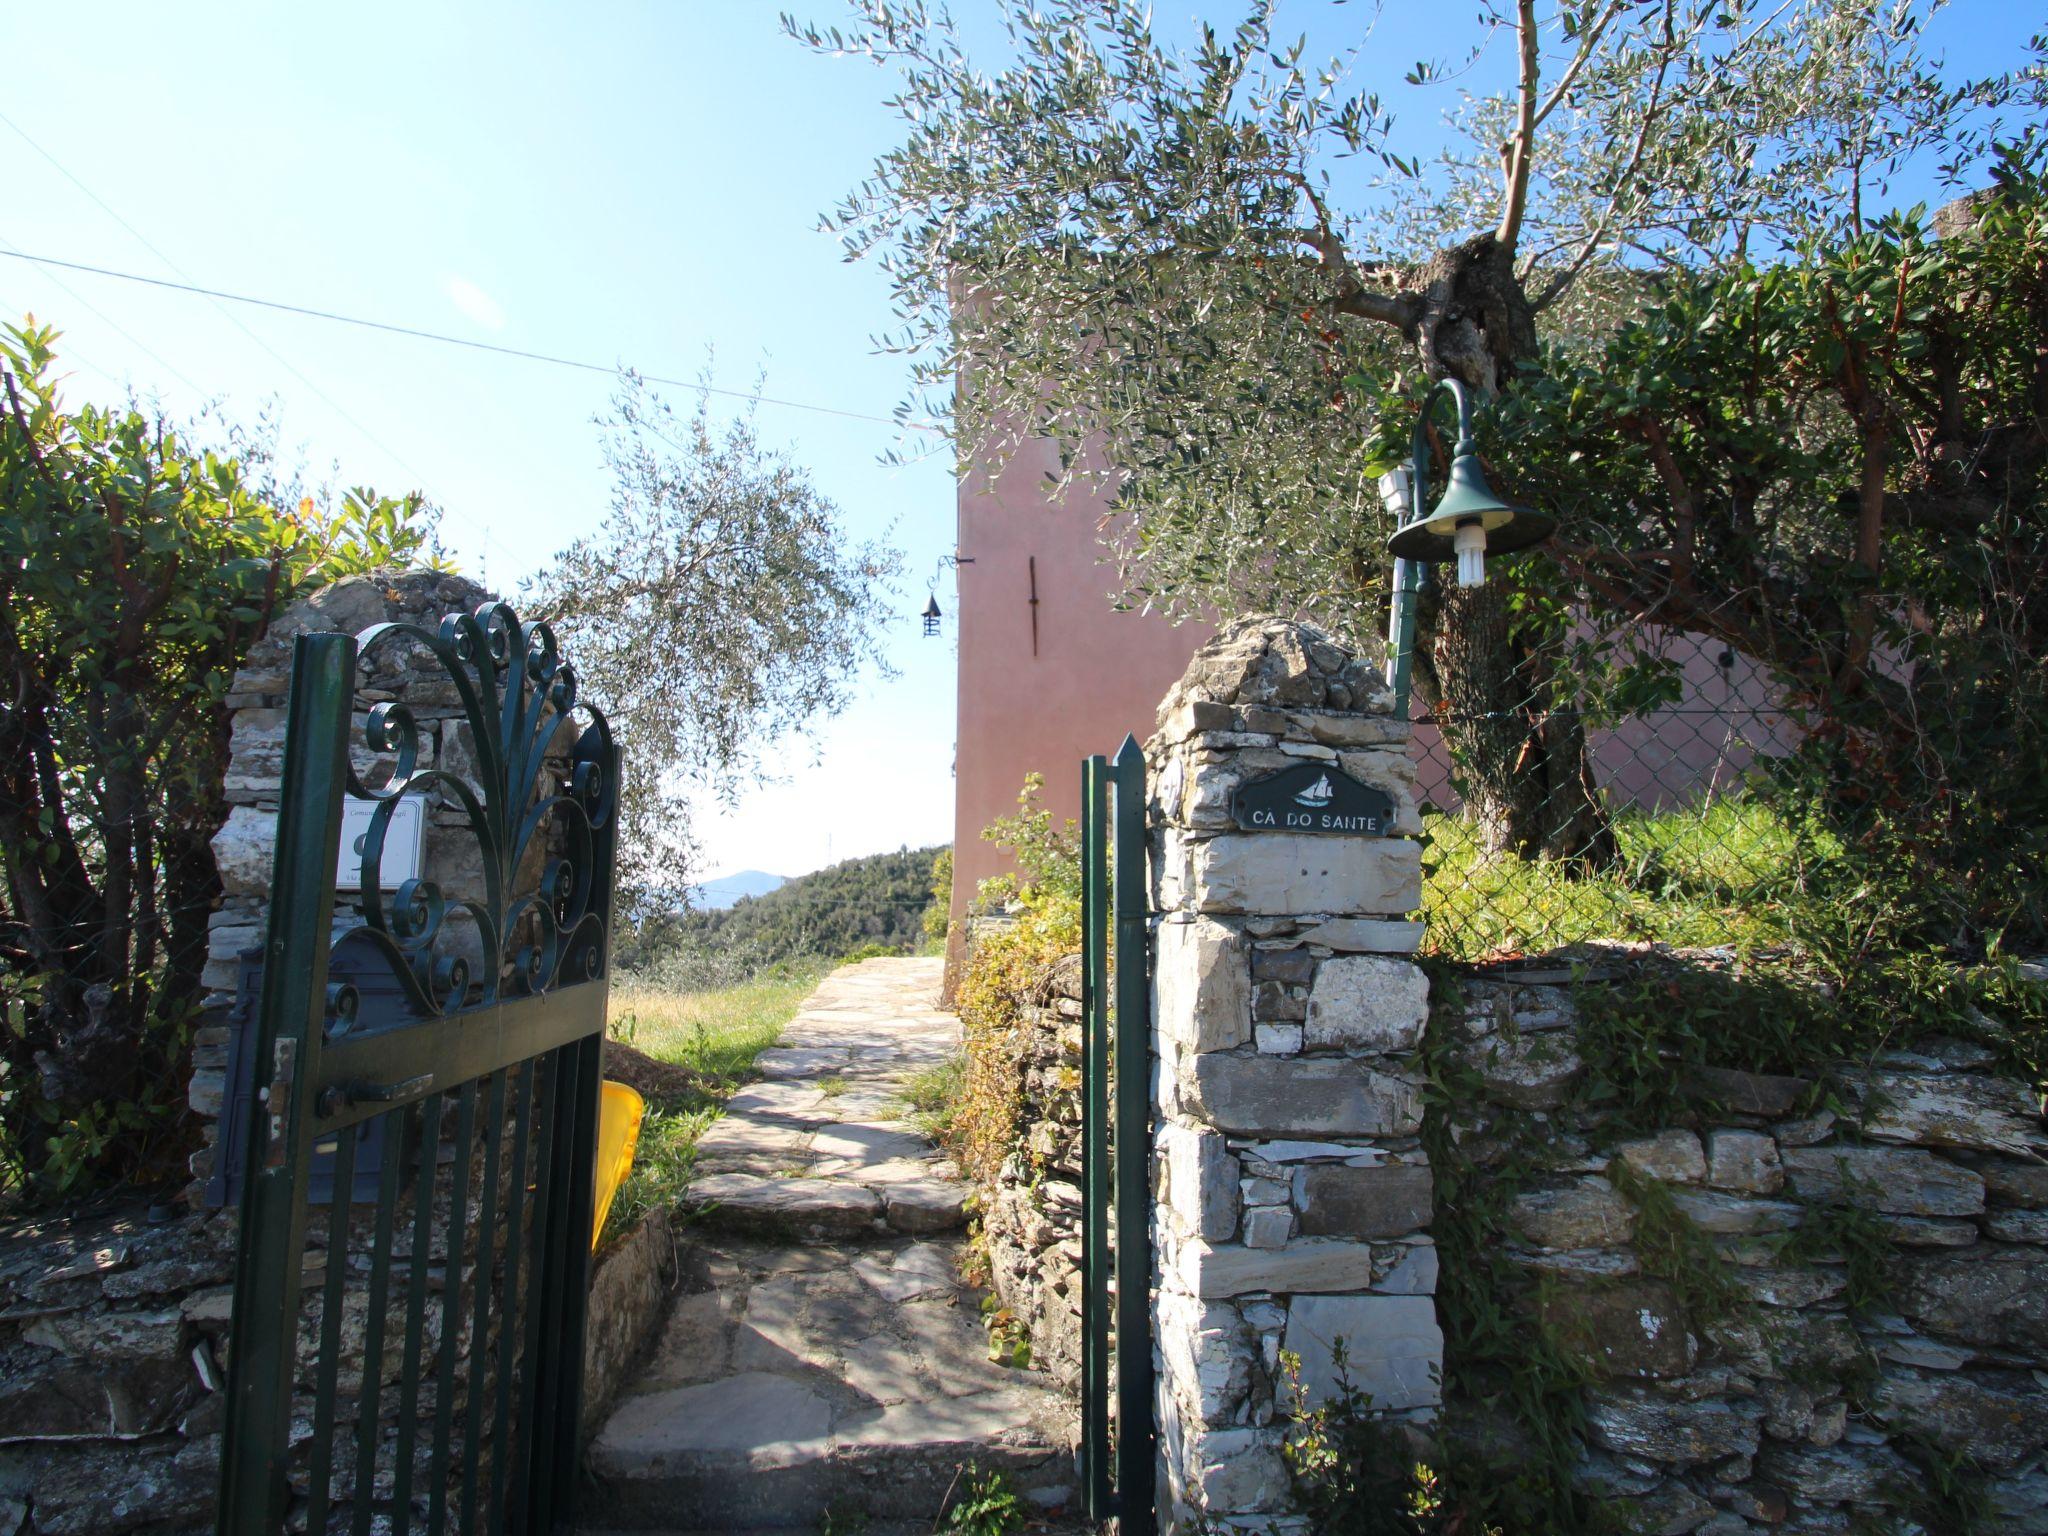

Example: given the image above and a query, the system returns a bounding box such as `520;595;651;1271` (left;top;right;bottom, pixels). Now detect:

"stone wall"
1448;961;2048;1534
1146;618;1440;1534
981;955;1087;1389
974;611;2048;1536
0;1194;674;1534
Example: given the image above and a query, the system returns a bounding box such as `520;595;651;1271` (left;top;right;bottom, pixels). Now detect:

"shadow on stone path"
583;958;1081;1534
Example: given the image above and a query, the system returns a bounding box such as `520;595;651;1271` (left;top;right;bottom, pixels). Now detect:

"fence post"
1147;618;1440;1534
1112;735;1157;1534
216;632;354;1535
1080;755;1113;1519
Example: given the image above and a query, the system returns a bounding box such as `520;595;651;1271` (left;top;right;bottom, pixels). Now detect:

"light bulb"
1453;520;1487;588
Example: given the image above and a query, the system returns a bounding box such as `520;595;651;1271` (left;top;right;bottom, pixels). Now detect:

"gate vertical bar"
528;1031;604;1532
1110;734;1156;1534
1079;754;1112;1520
217;632;355;1536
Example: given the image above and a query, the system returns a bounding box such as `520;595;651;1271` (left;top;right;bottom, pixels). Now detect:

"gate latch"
316;1073;434;1117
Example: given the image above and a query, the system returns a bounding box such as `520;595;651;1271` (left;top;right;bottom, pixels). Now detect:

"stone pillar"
1146;617;1442;1535
191;571;494;1200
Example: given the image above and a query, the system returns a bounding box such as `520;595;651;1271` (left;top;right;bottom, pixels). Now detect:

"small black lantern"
921;592;943;637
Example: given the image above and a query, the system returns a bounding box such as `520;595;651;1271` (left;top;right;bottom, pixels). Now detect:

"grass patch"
895;1053;968;1147
1422;796;1827;960
599;963;826;1250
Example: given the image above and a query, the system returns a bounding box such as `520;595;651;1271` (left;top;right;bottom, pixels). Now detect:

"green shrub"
949;776;1081;1188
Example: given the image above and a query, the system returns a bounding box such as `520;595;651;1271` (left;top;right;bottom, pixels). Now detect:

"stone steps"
583;960;1078;1532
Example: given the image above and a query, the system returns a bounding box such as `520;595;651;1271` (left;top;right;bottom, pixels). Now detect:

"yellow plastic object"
592;1080;647;1250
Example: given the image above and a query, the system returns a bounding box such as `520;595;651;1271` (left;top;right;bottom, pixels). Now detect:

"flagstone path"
584;957;1081;1535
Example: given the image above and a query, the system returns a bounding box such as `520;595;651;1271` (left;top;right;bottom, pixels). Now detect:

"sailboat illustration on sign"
1294;773;1335;809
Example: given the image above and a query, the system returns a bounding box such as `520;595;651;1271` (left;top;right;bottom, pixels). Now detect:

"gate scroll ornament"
218;599;619;1536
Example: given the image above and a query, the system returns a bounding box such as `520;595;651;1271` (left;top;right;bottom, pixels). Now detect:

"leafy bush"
0;321;439;1200
945;777;1081;1188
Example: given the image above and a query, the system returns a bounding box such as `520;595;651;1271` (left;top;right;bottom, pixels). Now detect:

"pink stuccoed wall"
949;436;1208;928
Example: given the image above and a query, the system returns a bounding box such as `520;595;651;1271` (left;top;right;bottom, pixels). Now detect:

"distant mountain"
690;869;787;910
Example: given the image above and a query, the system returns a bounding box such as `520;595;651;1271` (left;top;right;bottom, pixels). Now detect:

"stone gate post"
1145;617;1443;1534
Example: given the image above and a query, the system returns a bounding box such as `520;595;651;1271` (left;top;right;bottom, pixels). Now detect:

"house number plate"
1230;763;1395;836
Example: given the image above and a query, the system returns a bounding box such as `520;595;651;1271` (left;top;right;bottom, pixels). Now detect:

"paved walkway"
584;958;1079;1534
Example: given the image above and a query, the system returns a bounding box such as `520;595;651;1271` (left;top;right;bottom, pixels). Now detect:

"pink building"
946;440;1794;950
948;436;1208;931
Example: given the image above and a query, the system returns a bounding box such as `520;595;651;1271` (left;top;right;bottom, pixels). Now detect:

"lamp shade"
1386;448;1556;562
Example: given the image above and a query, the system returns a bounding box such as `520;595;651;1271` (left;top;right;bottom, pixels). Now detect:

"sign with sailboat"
1230;762;1395;836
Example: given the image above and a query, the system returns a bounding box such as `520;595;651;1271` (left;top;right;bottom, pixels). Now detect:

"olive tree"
790;0;2028;861
525;373;899;902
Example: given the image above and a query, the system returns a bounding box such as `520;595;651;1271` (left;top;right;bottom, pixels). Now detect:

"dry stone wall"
982;957;1087;1390
1146;617;1440;1535
1449;962;2048;1535
975;612;2048;1536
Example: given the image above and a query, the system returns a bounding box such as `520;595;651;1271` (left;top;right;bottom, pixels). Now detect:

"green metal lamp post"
1381;377;1558;714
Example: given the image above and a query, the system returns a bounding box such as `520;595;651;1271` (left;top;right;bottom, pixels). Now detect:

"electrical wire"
0;111;532;577
0;246;946;435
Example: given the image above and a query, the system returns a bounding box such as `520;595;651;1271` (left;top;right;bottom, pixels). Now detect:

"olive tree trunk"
1403;234;1617;869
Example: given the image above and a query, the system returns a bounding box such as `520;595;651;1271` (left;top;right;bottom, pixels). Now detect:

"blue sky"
3;3;2028;881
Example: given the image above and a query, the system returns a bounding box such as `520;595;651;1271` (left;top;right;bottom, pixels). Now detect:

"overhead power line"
0;246;946;435
0;112;536;576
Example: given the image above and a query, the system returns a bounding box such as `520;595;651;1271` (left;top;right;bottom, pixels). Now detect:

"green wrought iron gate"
1080;736;1157;1535
216;602;618;1536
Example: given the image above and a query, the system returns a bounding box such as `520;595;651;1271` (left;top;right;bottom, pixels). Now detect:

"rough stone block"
1160;1121;1241;1242
1982;1160;2048;1207
1779;1145;1984;1216
1156;1290;1256;1421
1868;1368;2048;1472
1373;1243;1439;1294
1540;1279;1693;1379
1184;1056;1422;1138
1252;979;1307;1022
1297;1164;1434;1239
1282;1294;1442;1411
1293;918;1425;954
1902;1249;2048;1354
1461;1032;1585;1110
1842;1070;2048;1157
1189;835;1420;918
1706;1130;1783;1194
1614;1130;1706;1185
1510;1180;1634;1250
1241;1207;1294;1249
211;805;276;897
1586;1388;1763;1465
1176;1238;1376;1298
1754;1442;1917;1504
1155;918;1251;1053
1680;1065;1811;1117
1303;957;1428;1054
1175;1425;1290;1512
1253;1024;1303;1056
1665;1190;1804;1234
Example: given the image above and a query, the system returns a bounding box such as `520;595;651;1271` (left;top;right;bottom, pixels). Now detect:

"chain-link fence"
1408;626;1809;961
